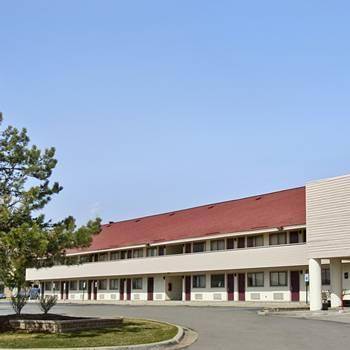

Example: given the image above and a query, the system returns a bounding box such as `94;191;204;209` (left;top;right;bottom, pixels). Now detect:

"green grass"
0;319;178;348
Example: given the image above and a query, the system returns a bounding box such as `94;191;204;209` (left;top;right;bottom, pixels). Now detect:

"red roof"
71;187;306;253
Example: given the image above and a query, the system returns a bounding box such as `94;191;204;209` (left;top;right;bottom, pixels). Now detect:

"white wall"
42;275;167;301
307;174;350;259
165;276;182;300
183;268;308;302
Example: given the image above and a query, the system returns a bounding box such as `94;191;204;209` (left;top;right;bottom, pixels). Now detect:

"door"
290;271;300;301
238;273;245;301
185;276;191;301
119;279;125;301
60;281;64;300
65;281;69;300
88;280;92;300
93;280;98;300
227;274;234;301
126;278;131;300
147;277;154;301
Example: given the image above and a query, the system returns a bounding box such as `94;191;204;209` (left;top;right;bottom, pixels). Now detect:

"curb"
0;323;185;350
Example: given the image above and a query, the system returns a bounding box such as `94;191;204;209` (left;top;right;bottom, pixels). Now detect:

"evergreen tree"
0;114;101;295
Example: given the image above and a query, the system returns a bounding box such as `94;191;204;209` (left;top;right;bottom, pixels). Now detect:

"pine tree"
0;114;101;298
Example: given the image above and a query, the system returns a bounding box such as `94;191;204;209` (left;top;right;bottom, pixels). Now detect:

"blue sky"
1;1;350;225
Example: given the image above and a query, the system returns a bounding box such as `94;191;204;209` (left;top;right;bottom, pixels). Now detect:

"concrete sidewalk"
267;307;350;324
23;299;309;309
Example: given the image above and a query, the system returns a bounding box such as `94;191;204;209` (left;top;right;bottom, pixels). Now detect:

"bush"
39;295;58;314
11;294;29;315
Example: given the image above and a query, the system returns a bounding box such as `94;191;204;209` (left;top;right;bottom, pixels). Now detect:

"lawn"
0;318;178;348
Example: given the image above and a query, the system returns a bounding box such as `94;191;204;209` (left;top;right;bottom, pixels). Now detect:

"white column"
330;258;342;308
309;258;322;311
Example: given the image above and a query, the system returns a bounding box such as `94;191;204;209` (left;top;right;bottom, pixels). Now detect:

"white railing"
26;243;308;281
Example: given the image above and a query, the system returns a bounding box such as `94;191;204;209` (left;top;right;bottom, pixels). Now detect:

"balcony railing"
26;243;308;281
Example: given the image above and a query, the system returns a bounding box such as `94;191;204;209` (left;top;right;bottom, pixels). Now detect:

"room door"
290;271;300;301
65;281;69;300
60;281;64;300
238;273;245;301
147;277;154;301
126;278;131;300
227;273;234;301
119;279;125;301
93;280;98;300
185;276;191;301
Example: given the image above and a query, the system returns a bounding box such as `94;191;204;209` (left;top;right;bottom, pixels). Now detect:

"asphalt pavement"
1;302;349;350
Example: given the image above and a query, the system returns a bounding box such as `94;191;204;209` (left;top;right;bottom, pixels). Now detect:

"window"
237;236;246;248
227;238;234;250
132;278;143;290
66;256;79;264
146;247;158;257
79;280;87;290
322;268;330;285
270;272;288;286
269;232;287;246
210;239;225;251
109;279;119;290
80;254;93;263
69;280;78;290
120;250;127;259
211;274;225;288
44;282;52;291
247;235;264;248
247;272;264;287
289;231;299;244
110;251;120;260
98;253;108;262
193;242;206;253
98;279;107;290
193;275;206;288
133;248;144;258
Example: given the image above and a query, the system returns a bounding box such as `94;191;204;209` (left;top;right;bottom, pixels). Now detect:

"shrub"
39;295;58;314
11;294;29;315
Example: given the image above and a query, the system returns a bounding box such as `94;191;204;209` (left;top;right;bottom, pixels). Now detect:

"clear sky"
1;1;350;225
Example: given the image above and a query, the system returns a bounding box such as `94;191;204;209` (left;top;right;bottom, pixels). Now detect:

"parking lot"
1;302;350;350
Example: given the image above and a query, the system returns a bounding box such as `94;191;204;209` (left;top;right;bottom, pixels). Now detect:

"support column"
330;258;342;308
309;258;322;311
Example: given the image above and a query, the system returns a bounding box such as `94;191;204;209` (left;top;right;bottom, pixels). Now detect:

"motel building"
26;174;350;311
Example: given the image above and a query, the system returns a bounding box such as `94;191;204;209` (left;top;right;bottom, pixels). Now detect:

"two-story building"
26;174;350;310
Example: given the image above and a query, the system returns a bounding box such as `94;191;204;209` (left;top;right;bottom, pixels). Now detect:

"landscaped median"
0;317;183;349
